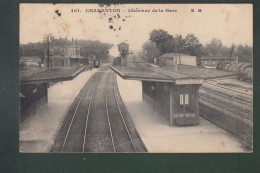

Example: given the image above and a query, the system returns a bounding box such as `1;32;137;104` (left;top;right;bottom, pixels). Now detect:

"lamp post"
44;34;54;69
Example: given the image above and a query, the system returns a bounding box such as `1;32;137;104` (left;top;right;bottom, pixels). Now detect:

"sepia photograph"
19;3;253;153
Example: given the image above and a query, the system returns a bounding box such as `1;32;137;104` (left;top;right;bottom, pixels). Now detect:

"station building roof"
200;56;238;60
20;65;86;85
117;42;129;47
159;53;195;59
110;64;238;84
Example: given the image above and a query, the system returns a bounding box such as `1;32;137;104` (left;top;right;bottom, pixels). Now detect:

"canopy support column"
170;90;173;126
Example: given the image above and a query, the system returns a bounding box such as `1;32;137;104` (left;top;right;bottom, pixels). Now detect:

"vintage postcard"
19;3;253;153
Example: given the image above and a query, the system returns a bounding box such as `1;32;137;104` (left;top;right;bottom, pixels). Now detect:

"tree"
160;38;177;53
20;42;45;59
234;44;253;63
174;34;186;53
142;41;159;63
149;29;173;55
205;38;223;56
136;51;147;63
218;46;234;57
20;37;113;62
184;34;203;56
77;40;113;60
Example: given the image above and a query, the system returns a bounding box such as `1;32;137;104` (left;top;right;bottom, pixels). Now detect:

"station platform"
19;68;99;152
116;75;247;152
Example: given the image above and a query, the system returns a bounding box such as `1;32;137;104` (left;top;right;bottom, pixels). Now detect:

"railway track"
106;73;137;152
51;66;146;152
59;72;102;152
199;82;253;121
199;80;253;149
203;82;252;97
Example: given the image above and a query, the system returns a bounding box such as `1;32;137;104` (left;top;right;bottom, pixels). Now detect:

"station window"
60;49;64;56
204;60;207;65
213;61;215;65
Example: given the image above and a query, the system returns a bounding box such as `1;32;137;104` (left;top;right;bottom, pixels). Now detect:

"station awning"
110;64;238;84
20;66;86;85
111;65;175;82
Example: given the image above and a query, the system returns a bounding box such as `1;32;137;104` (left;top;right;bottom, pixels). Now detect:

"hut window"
185;94;189;104
180;94;189;105
180;94;183;105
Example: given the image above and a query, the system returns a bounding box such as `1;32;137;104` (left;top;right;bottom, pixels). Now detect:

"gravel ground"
83;72;114;152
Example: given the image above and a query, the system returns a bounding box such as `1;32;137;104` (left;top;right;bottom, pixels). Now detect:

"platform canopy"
110;64;238;84
20;66;86;85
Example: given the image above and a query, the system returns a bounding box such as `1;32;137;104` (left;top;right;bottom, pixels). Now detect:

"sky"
20;3;253;57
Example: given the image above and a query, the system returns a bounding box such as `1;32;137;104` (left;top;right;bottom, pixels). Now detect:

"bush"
20;62;27;70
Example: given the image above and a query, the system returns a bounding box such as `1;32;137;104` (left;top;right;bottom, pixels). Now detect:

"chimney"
72;37;74;45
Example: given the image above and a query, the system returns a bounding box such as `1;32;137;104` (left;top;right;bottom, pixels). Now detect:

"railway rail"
203;82;252;97
51;66;146;152
199;80;253;149
105;73;137;152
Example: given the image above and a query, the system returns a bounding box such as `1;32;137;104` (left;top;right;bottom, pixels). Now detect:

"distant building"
44;38;87;68
158;53;197;67
197;56;238;68
124;54;144;67
117;42;130;66
117;42;129;57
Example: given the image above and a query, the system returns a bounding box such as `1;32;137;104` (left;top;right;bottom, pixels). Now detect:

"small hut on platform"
110;63;237;126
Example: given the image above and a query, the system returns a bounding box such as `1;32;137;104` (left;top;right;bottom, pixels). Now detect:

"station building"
196;56;238;68
44;38;88;68
158;53;197;67
117;42;129;56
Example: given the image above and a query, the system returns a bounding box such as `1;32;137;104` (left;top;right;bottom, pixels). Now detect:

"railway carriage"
113;57;122;66
93;60;100;68
217;62;253;82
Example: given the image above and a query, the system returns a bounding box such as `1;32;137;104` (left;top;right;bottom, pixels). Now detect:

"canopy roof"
20;66;86;85
110;64;238;84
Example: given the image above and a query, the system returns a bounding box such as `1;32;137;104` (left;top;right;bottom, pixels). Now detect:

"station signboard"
175;79;204;85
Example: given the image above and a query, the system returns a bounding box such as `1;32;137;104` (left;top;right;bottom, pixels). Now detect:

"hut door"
175;92;195;118
172;85;199;125
49;60;53;68
180;94;192;114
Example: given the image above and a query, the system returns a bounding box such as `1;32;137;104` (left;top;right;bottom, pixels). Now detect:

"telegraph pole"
47;35;50;69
